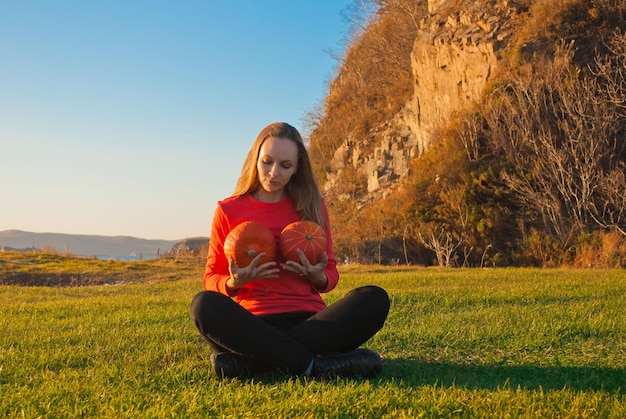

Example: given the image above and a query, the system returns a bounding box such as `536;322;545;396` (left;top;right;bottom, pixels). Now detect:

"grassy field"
1;254;625;417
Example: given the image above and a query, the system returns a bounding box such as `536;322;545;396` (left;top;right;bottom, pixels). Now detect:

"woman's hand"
226;253;279;291
281;249;329;290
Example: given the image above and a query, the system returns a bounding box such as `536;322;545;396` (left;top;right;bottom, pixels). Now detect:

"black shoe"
311;348;383;378
210;352;253;379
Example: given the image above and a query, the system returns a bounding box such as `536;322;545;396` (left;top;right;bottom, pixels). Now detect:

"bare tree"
484;41;626;244
419;229;463;267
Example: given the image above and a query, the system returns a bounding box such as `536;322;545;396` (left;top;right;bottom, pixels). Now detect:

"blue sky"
0;0;353;240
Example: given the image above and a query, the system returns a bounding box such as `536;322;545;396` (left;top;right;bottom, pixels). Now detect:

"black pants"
189;285;390;374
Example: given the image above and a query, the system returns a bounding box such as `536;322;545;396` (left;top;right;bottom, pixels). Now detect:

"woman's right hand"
226;253;279;291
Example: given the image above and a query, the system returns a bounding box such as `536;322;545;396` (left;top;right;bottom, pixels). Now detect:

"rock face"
167;237;209;258
324;0;523;203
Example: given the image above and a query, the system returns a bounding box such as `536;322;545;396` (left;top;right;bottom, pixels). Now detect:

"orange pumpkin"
223;221;276;267
279;220;327;265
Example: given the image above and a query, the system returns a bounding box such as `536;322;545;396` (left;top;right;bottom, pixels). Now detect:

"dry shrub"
573;231;626;268
600;231;626;268
518;228;562;267
573;237;599;268
39;244;72;257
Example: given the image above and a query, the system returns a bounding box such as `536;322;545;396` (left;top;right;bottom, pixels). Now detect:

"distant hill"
0;230;180;258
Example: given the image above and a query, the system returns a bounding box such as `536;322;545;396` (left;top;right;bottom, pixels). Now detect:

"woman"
190;122;390;379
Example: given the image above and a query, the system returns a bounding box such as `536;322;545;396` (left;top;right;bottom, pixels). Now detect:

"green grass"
1;260;625;417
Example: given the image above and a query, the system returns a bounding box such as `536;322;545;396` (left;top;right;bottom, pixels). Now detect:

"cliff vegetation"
307;0;626;267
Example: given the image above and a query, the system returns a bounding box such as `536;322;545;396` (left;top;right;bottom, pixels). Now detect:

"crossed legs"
189;285;390;376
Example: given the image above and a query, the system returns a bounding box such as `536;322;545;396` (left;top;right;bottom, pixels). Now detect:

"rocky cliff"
324;0;525;204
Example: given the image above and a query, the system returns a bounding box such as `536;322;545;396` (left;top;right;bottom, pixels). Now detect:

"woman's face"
256;136;298;199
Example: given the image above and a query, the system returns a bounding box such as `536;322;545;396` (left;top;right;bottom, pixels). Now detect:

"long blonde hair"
233;122;327;227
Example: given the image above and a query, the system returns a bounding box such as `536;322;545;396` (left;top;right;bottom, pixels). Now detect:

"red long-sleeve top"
203;193;339;316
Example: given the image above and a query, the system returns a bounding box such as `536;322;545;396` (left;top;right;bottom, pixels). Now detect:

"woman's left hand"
281;249;328;290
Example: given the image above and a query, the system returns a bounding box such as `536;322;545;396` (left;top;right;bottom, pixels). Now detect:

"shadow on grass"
382;359;626;393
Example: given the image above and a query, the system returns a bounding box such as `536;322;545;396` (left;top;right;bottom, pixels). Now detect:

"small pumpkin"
223;221;276;267
279;220;328;265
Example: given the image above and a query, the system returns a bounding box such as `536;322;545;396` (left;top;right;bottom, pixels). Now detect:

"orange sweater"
203;193;339;316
